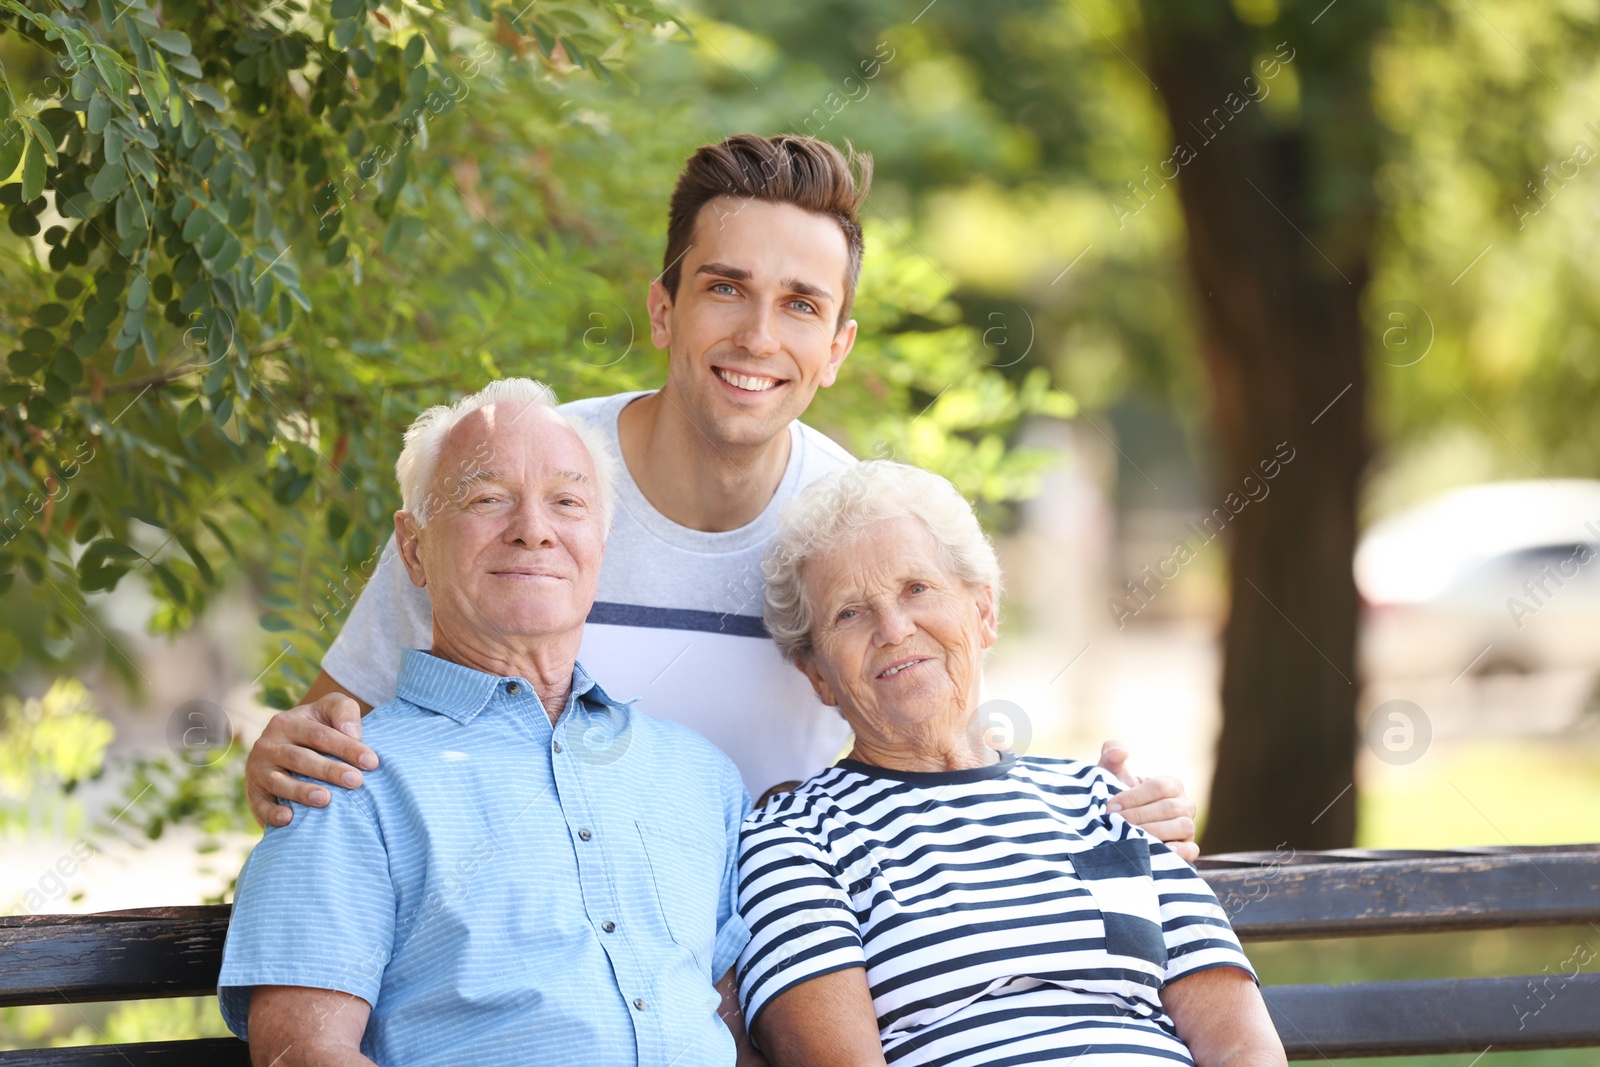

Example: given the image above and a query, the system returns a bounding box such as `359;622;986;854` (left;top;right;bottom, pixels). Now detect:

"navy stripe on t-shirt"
586;601;769;638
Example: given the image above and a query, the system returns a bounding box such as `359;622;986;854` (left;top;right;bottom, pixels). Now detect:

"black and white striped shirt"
736;753;1255;1066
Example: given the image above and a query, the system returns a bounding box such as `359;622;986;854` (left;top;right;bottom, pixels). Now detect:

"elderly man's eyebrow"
451;467;505;492
553;469;593;486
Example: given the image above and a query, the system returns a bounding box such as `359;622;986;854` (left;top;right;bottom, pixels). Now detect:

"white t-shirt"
321;390;856;797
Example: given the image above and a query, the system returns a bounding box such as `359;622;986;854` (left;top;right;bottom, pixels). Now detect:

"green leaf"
177;534;213;584
150;30;192;56
127;274;149;309
22;116;58;166
211;233;242;273
403;34;424;65
36;303;70;327
90;160;127;202
190;83;228;111
79;564;129;592
0;124;26;180
21;137;45;202
151;561;187;604
21;327;54;353
8;349;45;375
200;222;226;259
177;397;204;435
330;0;362;19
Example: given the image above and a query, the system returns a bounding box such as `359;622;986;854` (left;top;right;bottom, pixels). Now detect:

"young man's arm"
1097;739;1200;861
249;986;377;1067
245;674;374;827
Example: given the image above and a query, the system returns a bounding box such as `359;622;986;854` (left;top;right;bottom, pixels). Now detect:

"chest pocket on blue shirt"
1068;837;1168;968
635;819;721;975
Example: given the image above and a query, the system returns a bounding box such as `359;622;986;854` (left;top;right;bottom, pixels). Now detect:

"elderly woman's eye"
908;582;929;594
836;607;858;622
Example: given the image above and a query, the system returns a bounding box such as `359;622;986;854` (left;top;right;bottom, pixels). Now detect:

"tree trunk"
1137;5;1377;851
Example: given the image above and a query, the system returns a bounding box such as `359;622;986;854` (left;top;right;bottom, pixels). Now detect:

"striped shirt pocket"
1068;836;1168;968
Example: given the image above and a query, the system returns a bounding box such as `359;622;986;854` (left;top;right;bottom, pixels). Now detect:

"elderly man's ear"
394;510;428;589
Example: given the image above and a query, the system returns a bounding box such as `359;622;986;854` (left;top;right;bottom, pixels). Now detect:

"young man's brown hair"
660;134;874;331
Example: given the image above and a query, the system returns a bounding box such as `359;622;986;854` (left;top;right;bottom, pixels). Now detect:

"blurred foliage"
0;676;109;805
0;996;228;1051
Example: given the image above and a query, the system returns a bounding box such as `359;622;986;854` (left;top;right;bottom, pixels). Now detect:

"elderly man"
218;379;754;1067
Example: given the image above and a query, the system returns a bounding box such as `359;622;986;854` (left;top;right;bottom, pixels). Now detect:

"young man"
244;134;1201;857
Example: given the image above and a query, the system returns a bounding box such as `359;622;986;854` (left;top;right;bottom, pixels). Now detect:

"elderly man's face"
396;402;605;651
798;516;997;735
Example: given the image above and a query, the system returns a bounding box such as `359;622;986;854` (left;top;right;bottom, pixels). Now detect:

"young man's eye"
790;299;816;314
711;281;738;295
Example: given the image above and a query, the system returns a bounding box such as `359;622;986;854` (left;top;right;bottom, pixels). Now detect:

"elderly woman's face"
798;516;997;733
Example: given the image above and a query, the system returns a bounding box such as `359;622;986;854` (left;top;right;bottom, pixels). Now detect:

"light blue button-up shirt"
220;649;751;1066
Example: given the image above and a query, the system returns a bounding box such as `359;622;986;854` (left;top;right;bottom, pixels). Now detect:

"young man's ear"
394;511;428;588
796;653;838;708
647;278;675;352
819;317;858;389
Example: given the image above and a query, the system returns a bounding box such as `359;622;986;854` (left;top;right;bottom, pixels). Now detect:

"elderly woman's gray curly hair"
762;460;1003;664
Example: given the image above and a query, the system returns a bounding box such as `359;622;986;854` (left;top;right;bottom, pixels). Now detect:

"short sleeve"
735;818;865;1036
1149;839;1258;985
712;765;754;978
321;534;431;707
217;785;396;1039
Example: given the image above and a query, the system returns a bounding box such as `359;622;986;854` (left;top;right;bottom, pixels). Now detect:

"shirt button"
601;921;616;933
506;682;520;694
552;740;563;753
578;828;592;841
633;998;647;1011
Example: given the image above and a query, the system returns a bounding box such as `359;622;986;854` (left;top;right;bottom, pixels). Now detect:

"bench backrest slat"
1199;851;1600;940
0;907;230;1008
1266;973;1600;1058
0;1038;252;1066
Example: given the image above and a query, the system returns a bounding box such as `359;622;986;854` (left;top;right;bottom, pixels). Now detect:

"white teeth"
880;661;915;678
717;368;779;392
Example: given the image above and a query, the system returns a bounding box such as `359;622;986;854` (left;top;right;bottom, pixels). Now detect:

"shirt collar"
395;648;627;725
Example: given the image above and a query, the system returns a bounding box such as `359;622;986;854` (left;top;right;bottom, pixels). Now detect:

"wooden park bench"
2;844;1597;1063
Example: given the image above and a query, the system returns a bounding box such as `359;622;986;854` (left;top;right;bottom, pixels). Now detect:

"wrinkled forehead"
803;516;950;599
436;401;592;485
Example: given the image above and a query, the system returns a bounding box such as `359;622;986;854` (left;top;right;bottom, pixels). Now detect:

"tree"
1134;2;1381;851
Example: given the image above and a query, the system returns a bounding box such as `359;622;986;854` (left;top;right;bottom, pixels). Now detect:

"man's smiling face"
648;197;858;450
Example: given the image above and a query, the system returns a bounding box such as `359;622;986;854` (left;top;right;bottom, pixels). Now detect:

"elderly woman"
737;461;1285;1067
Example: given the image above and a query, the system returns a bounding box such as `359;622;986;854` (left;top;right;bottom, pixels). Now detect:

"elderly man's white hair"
395;378;617;530
762;460;1002;664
